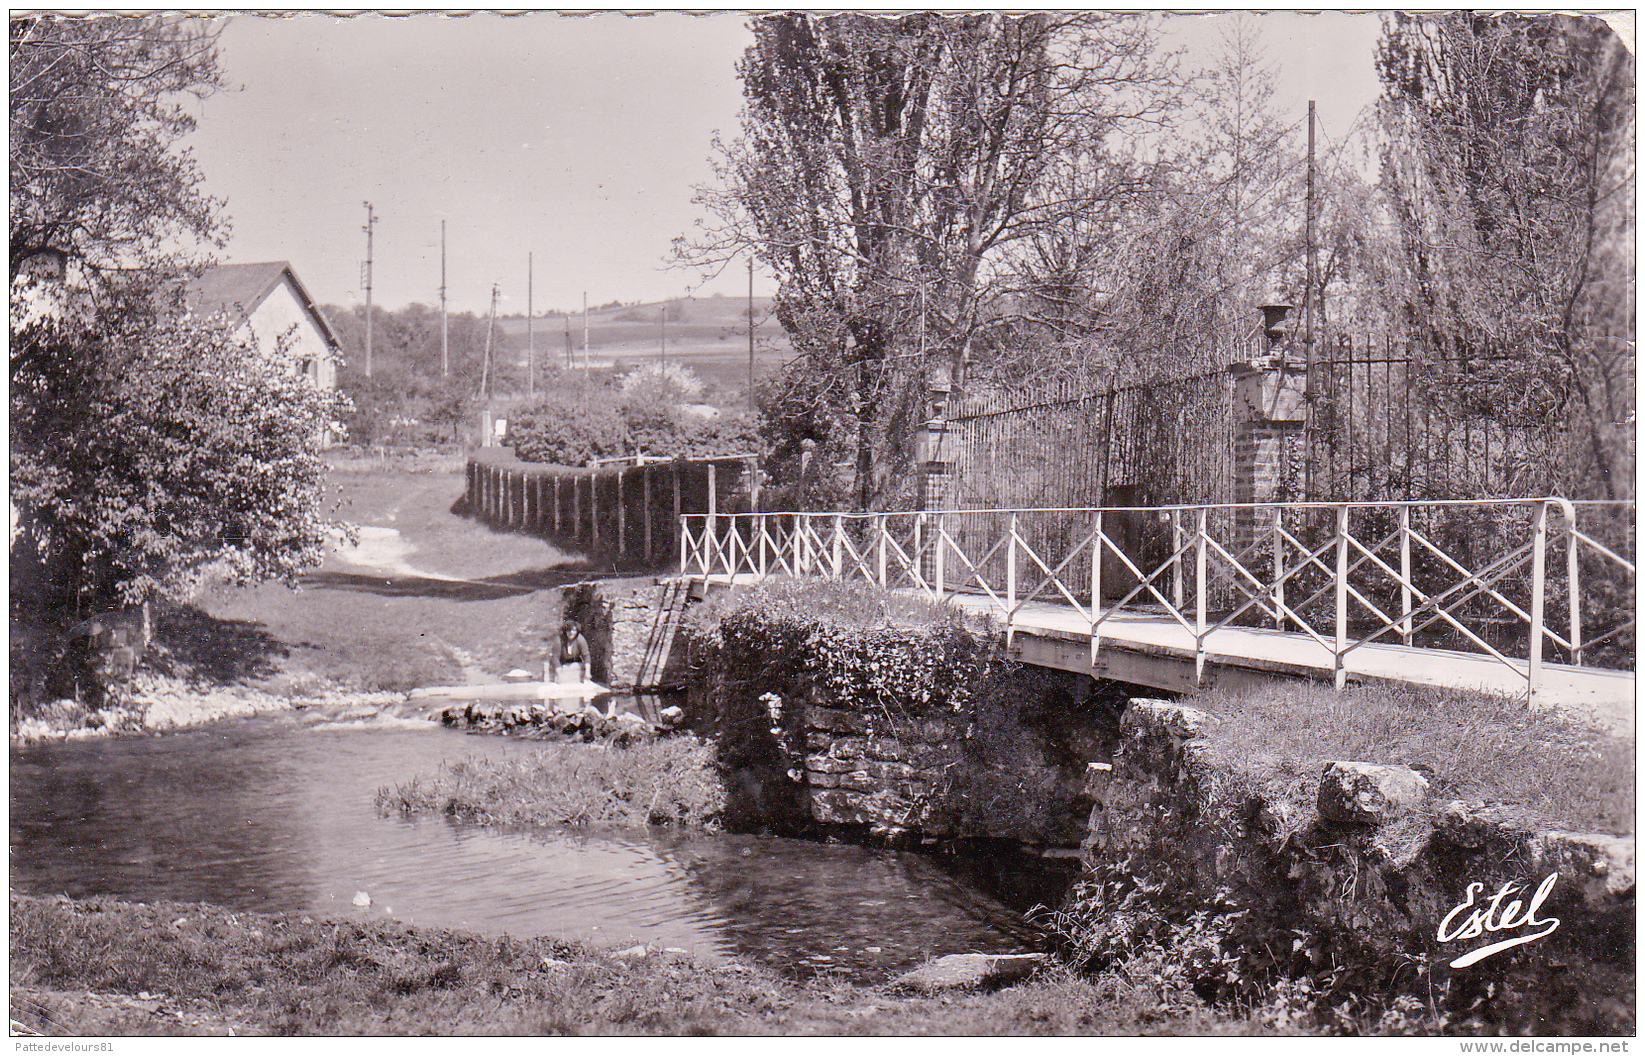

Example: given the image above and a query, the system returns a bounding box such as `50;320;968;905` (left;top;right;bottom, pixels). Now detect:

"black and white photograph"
8;8;1635;1041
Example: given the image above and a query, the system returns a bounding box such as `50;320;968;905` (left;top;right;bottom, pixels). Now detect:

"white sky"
183;10;1388;317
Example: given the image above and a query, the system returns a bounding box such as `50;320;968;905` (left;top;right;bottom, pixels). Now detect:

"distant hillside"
496;294;794;398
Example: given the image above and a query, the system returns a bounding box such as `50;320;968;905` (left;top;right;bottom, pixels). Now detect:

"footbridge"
678;499;1635;732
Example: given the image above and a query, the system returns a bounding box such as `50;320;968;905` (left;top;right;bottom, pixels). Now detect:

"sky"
183;11;1389;319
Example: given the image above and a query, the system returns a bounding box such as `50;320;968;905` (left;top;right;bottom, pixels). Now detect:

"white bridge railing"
680;499;1635;704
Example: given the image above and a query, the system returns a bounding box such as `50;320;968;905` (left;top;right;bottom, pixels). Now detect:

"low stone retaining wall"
1077;699;1635;1034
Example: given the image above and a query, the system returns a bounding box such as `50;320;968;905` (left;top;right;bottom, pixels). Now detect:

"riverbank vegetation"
1183;679;1634;836
9;894;1273;1036
377;737;725;829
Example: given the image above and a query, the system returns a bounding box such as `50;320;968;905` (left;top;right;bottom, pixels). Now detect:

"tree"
1377;12;1635;498
11;316;348;612
10;15;349;681
10;14;224;287
688;12;1181;509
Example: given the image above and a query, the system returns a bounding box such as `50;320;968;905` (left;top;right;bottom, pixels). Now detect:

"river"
9;707;1042;982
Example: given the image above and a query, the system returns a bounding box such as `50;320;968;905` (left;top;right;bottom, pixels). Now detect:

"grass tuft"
377;735;726;829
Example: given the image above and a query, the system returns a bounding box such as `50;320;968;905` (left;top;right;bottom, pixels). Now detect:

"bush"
506;375;758;466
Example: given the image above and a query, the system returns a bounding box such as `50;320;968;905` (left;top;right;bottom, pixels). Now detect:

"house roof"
182;261;341;350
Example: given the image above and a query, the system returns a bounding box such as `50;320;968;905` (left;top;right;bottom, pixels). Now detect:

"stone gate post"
1228;305;1306;562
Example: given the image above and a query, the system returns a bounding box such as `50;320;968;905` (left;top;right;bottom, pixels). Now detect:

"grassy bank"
378;736;726;829
10;895;1275;1037
1183;679;1633;835
183;458;594;696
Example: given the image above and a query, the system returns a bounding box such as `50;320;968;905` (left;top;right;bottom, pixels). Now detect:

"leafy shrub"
506;375;758;466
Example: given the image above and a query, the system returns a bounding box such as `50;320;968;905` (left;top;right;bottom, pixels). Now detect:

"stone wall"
562;578;693;690
1080;699;1635;1034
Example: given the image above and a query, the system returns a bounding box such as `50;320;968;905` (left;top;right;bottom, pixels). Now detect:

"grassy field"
10;895;1271;1037
175;458;592;695
495;295;795;401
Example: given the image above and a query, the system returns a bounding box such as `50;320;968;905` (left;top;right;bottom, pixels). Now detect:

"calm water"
9;707;1037;981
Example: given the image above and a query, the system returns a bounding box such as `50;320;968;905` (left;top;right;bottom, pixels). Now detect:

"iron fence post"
705;463;717;575
1567;505;1582;666
1399;505;1413;647
1171;510;1184;611
1195;507;1208;685
1334;505;1349;690
877;515;887;589
1529;500;1548;707
1007;512;1018;643
913;513;924;591
1272;505;1286;630
1091;509;1104;666
934;512;945;599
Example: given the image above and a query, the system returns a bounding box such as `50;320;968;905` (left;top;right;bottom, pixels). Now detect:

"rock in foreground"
891;953;1047;993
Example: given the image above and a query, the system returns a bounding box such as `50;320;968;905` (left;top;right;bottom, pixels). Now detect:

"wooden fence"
465;451;757;569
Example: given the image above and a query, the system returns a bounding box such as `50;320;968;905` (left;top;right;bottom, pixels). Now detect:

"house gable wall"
237;275;337;390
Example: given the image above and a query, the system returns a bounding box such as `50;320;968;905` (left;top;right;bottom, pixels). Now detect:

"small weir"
9;703;1042;983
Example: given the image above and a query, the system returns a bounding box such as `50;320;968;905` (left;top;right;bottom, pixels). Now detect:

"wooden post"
831;514;843;579
643;466;653;562
553;475;562;535
572;473;582;540
757;513;768;578
616;469;626;558
672;462;682;564
591;473;600;551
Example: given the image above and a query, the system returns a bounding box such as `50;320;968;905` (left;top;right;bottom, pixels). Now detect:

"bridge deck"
687;574;1634;737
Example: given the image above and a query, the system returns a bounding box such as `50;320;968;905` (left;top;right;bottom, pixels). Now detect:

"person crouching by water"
555;619;590;684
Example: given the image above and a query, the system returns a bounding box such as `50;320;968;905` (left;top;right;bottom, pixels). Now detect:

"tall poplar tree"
1377;12;1634;498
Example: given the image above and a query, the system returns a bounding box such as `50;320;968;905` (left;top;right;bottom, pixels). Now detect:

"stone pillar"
1228;305;1306;561
916;381;952;584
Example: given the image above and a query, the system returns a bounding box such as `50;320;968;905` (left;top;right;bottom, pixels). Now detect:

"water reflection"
11;711;1040;980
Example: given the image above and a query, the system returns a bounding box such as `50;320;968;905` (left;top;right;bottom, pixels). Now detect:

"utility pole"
480;283;499;400
659;297;666;367
439;219;448;378
527;253;535;397
362;201;376;377
747;258;756;411
582;291;589;373
564;314;573;370
1304;99;1317;500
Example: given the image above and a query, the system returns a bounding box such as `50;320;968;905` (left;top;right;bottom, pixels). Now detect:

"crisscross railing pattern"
682;499;1634;704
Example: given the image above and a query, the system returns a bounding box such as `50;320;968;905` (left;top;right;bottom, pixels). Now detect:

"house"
182;261;342;391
